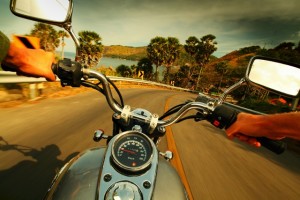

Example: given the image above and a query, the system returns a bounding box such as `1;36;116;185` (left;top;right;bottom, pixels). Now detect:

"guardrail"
0;71;196;95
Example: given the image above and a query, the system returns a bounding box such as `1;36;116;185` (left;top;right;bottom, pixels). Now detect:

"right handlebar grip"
257;137;286;154
209;104;286;154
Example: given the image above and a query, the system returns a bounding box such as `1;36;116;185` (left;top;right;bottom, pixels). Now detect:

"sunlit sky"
1;0;299;57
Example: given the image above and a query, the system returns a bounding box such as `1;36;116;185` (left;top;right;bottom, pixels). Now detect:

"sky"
1;0;300;57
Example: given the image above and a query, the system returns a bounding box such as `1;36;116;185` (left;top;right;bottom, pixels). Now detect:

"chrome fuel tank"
44;147;187;200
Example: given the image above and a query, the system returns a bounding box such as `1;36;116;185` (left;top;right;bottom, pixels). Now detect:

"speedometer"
111;131;153;172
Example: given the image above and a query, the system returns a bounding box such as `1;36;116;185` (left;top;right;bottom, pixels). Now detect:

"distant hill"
103;45;258;67
103;45;147;61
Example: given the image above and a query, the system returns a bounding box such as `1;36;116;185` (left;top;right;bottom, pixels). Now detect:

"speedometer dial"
112;131;153;172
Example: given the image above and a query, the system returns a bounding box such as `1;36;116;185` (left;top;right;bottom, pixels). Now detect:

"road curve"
0;88;299;200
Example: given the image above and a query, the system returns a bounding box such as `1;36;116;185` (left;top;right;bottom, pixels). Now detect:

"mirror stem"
63;23;81;61
217;78;247;105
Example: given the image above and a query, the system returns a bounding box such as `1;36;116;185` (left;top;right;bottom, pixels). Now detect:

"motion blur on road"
0;88;299;200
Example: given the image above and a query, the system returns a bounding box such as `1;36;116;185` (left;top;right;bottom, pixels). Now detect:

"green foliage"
196;34;218;66
184;34;218;90
137;58;153;80
238;46;261;55
78;30;104;68
257;41;300;64
147;36;167;81
146;36;181;82
164;37;181;83
116;64;132;77
30;23;59;52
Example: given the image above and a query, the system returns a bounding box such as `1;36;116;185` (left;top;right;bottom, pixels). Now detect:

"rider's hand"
225;113;285;147
2;42;56;81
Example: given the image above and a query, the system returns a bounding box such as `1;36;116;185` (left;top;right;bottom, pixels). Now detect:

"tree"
116;64;132;77
173;65;191;88
184;36;200;58
295;41;300;53
164;37;180;83
137;58;153;80
30;23;60;52
184;36;200;87
257;41;300;64
78;31;103;68
184;34;217;90
274;42;295;50
58;30;69;59
147;36;167;81
215;61;228;93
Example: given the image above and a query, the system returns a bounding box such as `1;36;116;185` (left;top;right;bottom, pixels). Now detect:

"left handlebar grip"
52;63;58;74
53;58;83;87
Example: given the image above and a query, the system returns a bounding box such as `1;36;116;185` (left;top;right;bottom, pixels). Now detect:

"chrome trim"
217;78;247;105
85;70;123;113
158;101;213;128
98;131;158;200
121;105;131;123
105;182;142;200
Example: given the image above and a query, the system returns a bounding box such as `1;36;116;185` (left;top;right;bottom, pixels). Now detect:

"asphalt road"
0;88;299;200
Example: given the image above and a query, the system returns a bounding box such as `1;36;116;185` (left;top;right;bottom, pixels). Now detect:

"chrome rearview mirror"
246;56;300;97
10;0;72;23
10;0;80;56
10;0;72;24
217;56;300;105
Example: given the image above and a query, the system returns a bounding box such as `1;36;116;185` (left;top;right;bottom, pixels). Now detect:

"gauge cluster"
112;132;153;172
98;130;158;199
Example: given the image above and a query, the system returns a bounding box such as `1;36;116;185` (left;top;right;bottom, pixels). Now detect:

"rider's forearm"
238;112;300;140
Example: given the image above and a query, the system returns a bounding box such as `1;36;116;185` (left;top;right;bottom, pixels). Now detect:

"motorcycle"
10;0;300;199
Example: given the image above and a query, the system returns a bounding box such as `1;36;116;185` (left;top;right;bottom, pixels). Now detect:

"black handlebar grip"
209;104;286;154
256;137;286;154
52;63;58;74
51;59;82;87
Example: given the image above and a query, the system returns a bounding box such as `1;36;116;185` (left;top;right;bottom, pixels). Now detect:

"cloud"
2;0;299;56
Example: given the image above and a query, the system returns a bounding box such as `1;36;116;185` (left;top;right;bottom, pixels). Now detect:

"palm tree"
184;36;200;58
78;31;103;68
195;34;217;90
184;36;200;87
58;30;69;59
30;23;59;52
164;37;180;84
147;36;167;82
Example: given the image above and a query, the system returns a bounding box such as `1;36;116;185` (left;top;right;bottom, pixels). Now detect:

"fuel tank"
44;147;187;199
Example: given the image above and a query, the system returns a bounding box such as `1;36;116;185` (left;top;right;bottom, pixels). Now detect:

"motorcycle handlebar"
52;59;123;113
52;59;286;154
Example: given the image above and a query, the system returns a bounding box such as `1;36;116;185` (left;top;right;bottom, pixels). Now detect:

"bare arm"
2;40;56;81
226;112;300;147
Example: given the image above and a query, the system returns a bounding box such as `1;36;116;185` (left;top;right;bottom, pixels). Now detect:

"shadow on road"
0;136;79;200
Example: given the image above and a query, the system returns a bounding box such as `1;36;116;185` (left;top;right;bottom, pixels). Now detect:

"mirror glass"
247;58;300;97
11;0;70;22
